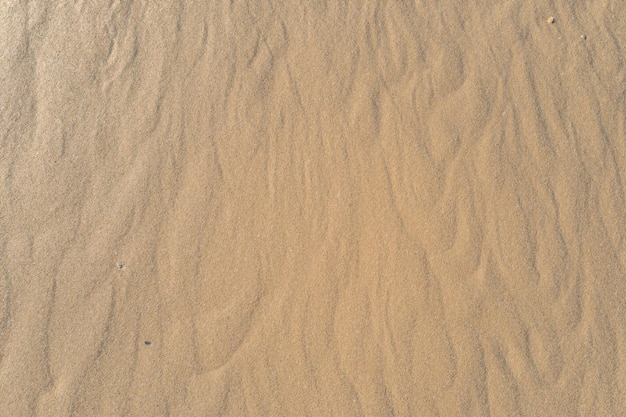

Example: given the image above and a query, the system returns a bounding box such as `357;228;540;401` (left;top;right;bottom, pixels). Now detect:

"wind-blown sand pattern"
1;1;625;416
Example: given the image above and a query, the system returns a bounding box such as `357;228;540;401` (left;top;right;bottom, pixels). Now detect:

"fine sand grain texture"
1;1;625;416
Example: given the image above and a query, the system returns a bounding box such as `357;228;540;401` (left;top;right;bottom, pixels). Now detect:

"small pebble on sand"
547;16;555;24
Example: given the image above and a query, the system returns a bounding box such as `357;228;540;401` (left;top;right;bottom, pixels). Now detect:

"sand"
1;1;625;416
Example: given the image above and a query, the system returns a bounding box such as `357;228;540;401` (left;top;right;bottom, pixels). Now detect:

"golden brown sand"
1;2;625;416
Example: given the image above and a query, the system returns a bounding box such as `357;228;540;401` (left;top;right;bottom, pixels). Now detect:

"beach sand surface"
1;1;625;416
